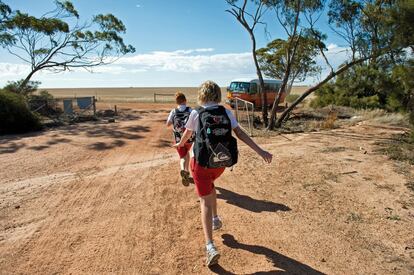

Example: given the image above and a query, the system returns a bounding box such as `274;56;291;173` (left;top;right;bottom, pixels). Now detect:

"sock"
206;241;215;250
213;215;220;221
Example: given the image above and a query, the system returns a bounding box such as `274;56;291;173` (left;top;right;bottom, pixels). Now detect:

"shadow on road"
216;187;291;213
210;234;326;275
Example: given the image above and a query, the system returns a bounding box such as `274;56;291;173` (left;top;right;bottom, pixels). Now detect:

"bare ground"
1;103;413;274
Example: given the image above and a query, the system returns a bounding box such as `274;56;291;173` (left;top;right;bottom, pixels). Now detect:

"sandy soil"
1;103;413;274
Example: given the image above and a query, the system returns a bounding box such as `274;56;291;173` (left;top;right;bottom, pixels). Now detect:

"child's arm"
172;129;193;148
233;126;272;163
166;120;173;127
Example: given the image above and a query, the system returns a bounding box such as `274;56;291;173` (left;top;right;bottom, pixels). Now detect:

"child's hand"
260;150;273;163
172;142;184;148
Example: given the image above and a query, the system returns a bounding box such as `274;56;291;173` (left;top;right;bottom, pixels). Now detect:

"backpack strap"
195;106;205;113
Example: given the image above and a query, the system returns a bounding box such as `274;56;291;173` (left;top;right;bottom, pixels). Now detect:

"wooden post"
154;93;156;103
114;105;118;116
93;96;96;116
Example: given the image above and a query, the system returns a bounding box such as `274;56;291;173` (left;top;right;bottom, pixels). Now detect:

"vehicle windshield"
229;82;250;93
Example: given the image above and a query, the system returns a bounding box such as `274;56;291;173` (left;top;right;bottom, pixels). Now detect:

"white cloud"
136;4;141;8
0;62;30;78
116;48;253;73
1;45;356;87
0;49;256;87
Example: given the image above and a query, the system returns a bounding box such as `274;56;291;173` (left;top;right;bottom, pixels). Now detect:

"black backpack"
172;107;193;143
193;106;238;168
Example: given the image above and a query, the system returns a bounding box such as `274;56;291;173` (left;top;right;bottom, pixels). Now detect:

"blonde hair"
175;92;187;105
198;80;221;105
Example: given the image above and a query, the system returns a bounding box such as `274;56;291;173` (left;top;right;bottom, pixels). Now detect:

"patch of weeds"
347;212;363;222
385;207;401;221
320;146;346;153
375;132;414;195
375;132;414;165
321;112;338;129
387;215;401;221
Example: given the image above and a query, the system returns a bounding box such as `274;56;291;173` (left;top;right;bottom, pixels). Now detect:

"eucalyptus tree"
274;0;409;127
226;0;270;126
0;0;135;89
261;0;323;129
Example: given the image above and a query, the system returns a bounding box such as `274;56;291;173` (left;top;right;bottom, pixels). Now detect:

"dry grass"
321;111;338;129
42;87;208;103
353;109;410;127
375;132;414;165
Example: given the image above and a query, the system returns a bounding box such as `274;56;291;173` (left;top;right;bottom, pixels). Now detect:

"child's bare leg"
200;192;215;243
212;187;218;218
180;157;186;171
183;153;190;172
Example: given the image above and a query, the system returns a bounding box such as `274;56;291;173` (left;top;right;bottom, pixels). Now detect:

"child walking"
173;81;272;267
166;92;194;186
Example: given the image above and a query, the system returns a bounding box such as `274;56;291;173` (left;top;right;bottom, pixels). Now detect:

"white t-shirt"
185;102;238;131
166;104;192;124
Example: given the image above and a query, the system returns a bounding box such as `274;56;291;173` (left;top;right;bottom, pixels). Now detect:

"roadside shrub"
321;111;338;129
0;90;42;135
311;61;413;113
3;79;41;98
30;90;54;101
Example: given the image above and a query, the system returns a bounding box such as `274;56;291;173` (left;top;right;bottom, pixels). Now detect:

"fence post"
154;93;156;103
235;98;239;121
93;96;96;116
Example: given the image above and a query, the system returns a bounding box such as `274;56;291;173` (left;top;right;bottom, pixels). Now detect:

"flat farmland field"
44;86;310;103
44;87;221;103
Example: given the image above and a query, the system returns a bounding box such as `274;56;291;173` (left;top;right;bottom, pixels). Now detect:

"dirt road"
1;103;413;274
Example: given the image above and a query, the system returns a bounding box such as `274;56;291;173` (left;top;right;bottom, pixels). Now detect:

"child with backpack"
166;92;194;186
173;81;272;267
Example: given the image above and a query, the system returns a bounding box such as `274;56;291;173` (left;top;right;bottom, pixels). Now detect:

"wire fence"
29;96;97;121
234;97;255;136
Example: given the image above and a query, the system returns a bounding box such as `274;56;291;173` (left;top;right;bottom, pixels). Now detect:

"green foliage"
390;0;414;49
311;60;414;114
0;89;42;135
256;33;321;82
3;79;40;98
0;0;14;44
30;90;54;101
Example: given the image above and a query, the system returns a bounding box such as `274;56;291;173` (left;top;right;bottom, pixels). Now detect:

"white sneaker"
206;243;220;267
212;216;222;230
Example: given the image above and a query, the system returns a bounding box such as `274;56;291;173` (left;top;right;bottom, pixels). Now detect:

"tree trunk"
19;69;38;90
267;1;300;130
248;30;268;126
268;66;290;129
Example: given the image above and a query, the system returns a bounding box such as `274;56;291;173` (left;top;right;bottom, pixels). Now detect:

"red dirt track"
1;103;413;274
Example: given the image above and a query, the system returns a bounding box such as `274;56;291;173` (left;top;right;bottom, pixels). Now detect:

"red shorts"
176;142;192;158
190;158;225;197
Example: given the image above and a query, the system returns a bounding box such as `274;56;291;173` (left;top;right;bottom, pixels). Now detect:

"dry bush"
321;111;338;129
353;109;410;127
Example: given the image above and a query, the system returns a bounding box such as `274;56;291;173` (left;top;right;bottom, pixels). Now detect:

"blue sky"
0;0;349;88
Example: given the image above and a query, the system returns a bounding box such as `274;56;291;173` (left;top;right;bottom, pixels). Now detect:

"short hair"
175;92;187;104
198;80;221;104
